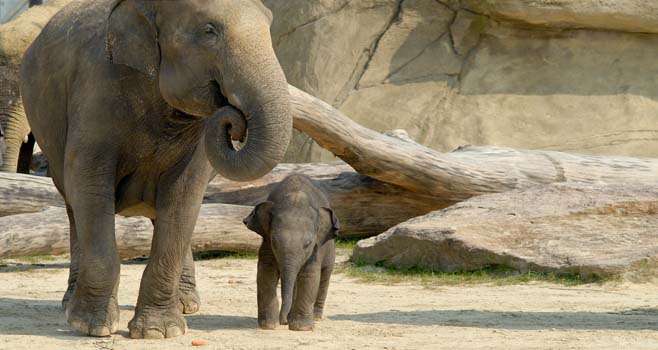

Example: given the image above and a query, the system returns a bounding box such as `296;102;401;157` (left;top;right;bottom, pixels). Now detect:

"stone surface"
462;0;658;34
352;184;658;278
263;1;658;162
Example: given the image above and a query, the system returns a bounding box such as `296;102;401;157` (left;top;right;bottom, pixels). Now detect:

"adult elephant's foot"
128;306;187;339
179;286;200;314
314;309;324;321
64;292;119;337
61;282;75;310
288;315;314;331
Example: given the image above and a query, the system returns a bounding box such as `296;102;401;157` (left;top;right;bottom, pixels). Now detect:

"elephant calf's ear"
319;207;340;244
106;0;160;80
243;201;274;236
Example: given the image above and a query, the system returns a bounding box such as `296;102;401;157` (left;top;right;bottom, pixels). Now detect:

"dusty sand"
1;253;658;350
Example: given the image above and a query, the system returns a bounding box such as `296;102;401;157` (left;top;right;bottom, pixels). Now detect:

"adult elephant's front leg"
63;155;120;337
129;158;210;339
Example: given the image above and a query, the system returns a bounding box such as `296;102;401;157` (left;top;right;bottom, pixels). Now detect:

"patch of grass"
5;255;60;264
335;238;360;251
339;261;604;287
193;250;258;261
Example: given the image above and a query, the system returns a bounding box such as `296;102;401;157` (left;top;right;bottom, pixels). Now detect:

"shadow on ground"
0;298;257;337
3;297;656;338
330;309;658;331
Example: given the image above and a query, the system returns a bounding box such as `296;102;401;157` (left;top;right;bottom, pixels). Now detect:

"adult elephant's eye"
204;23;219;36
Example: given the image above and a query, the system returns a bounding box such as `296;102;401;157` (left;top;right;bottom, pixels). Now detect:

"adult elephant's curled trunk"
204;72;292;182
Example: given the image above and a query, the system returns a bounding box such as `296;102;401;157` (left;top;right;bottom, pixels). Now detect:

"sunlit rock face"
265;0;658;162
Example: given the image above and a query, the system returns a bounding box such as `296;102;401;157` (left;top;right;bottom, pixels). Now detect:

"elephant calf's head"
106;0;291;181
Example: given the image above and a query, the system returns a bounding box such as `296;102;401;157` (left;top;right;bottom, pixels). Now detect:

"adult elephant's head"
106;0;291;181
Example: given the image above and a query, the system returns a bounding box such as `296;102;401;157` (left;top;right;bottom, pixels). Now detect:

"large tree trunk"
288;85;658;202
0;204;260;259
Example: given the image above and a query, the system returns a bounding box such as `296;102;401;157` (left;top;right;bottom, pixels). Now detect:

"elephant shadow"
330;309;658;331
0;297;257;337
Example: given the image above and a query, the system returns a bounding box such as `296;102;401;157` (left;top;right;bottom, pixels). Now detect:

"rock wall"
264;0;658;162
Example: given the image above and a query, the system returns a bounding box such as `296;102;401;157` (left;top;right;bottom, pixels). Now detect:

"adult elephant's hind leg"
62;204;79;310
179;245;201;314
129;156;210;339
64;160;120;337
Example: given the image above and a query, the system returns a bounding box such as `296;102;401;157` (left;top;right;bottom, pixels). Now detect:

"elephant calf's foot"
129;307;187;339
65;293;119;337
179;287;200;314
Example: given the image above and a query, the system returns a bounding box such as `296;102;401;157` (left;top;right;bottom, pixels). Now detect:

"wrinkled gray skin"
0;65;31;173
245;174;339;331
20;0;292;339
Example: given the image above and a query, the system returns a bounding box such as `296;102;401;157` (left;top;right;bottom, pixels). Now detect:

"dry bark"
0;204;260;259
0;172;63;216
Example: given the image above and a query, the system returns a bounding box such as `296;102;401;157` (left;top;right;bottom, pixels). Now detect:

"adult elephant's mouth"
209;80;229;110
208;79;247;144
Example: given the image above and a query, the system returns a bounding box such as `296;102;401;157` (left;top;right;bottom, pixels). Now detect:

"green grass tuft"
335;238;360;251
193;250;258;261
339;261;604;287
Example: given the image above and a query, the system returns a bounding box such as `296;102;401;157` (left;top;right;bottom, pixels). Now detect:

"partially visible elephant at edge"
0;0;72;172
245;174;339;331
20;0;292;339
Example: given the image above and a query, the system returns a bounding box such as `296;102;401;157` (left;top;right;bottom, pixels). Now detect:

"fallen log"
0;172;63;216
207;162;447;237
0;204;260;259
289;85;658;202
1;164;445;238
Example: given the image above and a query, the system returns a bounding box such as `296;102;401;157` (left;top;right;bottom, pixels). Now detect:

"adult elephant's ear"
105;0;160;80
243;202;274;236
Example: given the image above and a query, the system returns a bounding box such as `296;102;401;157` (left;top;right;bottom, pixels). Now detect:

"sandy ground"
2;253;658;350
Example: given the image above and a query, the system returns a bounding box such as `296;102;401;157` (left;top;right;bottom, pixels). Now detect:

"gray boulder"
352;184;658;279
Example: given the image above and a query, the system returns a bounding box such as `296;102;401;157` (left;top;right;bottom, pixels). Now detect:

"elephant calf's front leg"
288;262;322;331
257;243;280;329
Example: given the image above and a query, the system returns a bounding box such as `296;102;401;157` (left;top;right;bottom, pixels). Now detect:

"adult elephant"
0;0;72;172
20;0;292;339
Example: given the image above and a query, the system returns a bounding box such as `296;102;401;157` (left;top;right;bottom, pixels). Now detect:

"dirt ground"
2;252;658;350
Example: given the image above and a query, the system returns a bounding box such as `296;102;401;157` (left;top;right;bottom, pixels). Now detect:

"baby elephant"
244;174;339;331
